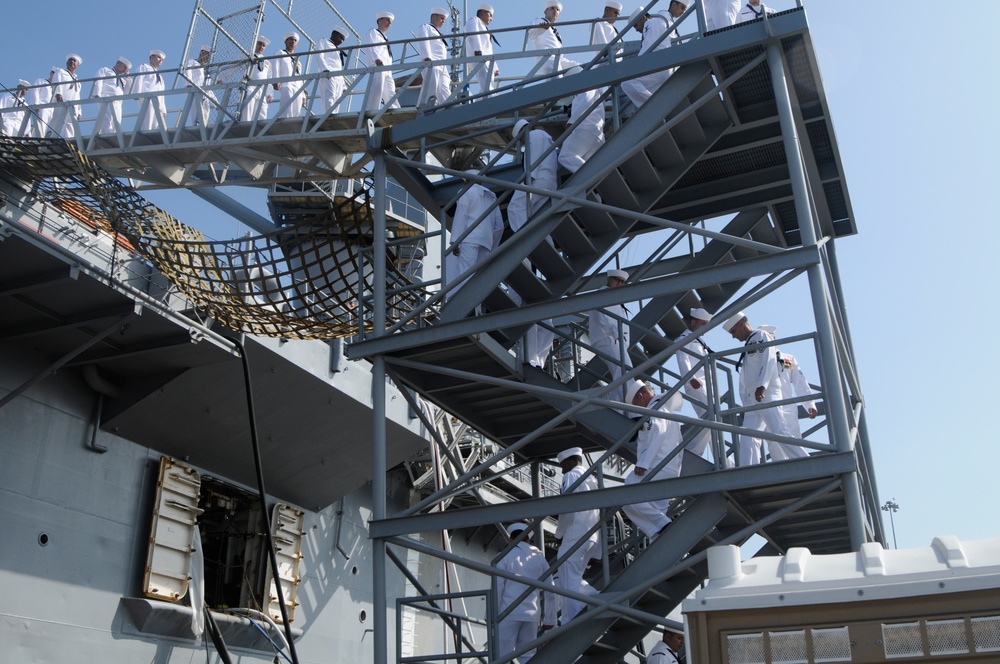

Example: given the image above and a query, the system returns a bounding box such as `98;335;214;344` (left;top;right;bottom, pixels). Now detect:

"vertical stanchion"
766;44;868;549
372;150;389;664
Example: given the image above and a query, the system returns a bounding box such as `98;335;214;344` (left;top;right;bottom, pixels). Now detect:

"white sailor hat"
606;1;624;11
256;35;271;46
625;380;648;405
283;32;300;42
607;269;629;281
17;79;30;89
376;11;395;21
332;25;348;36
477;4;495;13
721;311;747;332
430;7;449;16
514;119;530;135
116;57;132;68
545;0;564;9
505;522;529;536
66;53;83;65
690;307;712;322
150;49;166;59
199;44;212;53
628;6;646;22
556;447;584;464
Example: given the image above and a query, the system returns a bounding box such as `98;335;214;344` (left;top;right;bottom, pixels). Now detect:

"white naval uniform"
496;541;556;662
622;391;683;538
591;19;617;46
273;48;304;118
242;56;271;121
738;2;772;23
676;328;713;459
737;326;793;465
0;93;28;137
316;38;347;113
182;59;214;125
704;0;742;30
363;28;399;111
768;352;816;460
528;18;578;77
558;86;605;173
588;291;632;402
648;641;682;664
555;464;600;622
51;67;82;138
133;63;167;131
464;16;498;96
414;23;451;107
27;77;53;137
91;67;128;134
444;182;503;300
508;128;558;234
621;12;675;109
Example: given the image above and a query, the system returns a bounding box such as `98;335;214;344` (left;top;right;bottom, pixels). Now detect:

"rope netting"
0;137;430;339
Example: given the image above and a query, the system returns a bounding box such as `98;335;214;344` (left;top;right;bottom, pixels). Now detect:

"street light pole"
881;499;900;549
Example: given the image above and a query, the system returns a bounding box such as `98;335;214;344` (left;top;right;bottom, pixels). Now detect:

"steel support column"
767;44;868;549
372;151;389;664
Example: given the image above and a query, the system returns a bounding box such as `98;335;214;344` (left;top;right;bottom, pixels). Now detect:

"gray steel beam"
348;244;819;360
191;187;275;234
370;452;857;538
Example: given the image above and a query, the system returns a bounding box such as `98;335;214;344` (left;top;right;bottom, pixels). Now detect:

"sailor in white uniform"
591;1;623;46
588;269;632;402
769;351;818;460
528;1;578;77
51;53;83;138
621;381;683;539
554;447;600;623
273;33;304;118
738;0;773;22
704;0;741;30
496;523;557;662
91;57;131;135
317;27;348;114
648;627;685;664
0;81;31;137
722;311;794;466
182;46;214;125
414;9;452;108
26;68;56;137
464;5;499;96
242;36;272;122
133;50;168;131
675;307;716;461
444;172;504;301
364;12;400;111
558;67;605;173
621;2;686;109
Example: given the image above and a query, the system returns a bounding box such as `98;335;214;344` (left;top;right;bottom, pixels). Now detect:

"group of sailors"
493;277;813;663
1;0;776;139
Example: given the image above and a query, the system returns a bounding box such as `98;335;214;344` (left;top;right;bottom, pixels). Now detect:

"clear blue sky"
2;1;997;551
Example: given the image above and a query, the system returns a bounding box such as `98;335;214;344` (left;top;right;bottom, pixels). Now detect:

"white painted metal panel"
143;457;203;601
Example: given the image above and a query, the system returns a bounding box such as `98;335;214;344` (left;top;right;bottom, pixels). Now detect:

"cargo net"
0;137;430;339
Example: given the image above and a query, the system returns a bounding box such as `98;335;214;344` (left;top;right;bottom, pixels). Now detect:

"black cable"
235;335;301;664
203;605;234;664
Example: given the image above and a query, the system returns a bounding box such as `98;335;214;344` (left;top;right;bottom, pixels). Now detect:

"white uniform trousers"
278;84;304;118
366;70;399;111
558;125;604;173
473;61;498;97
592;337;632;403
498;619;538;663
444;243;489;301
621;471;671;539
509;288;553;368
418;65;451;107
96;99;122;135
556;538;597;622
621;69;673;108
31;108;53;137
319;76;345;114
768;407;810;461
739;405;793;466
